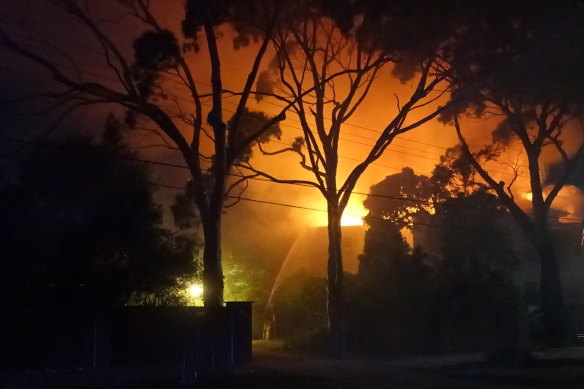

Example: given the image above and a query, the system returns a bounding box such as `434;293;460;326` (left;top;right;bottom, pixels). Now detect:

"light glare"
188;283;203;298
340;213;363;226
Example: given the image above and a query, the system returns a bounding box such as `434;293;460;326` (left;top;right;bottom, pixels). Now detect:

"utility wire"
0;26;506;160
0;25;573;208
0;26;538;182
0;61;535;186
0;21;556;171
150;181;582;231
1;135;581;224
0;85;535;190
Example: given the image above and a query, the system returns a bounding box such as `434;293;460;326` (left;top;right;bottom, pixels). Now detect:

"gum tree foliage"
360;145;490;234
0;0;288;307
361;163;516;281
362;166;451;227
0;117;196;308
440;0;584;343
143;258;263;307
357;167;520;356
238;0;457;355
362;155;518;281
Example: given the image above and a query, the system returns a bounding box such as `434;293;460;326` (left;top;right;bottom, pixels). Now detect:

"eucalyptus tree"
442;0;584;343
0;0;289;307
238;0;456;354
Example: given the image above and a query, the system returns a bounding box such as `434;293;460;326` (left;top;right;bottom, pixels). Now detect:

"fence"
0;302;252;375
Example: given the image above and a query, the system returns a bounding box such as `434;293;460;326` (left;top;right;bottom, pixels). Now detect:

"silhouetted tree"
441;0;584;343
356;168;443;354
0;116;196;309
352;217;439;355
238;0;454;355
435;191;525;360
0;0;287;307
436;192;517;278
357;171;523;357
363;166;452;228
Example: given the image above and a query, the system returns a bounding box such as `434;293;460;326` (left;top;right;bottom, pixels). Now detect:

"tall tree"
360;168;525;359
442;0;584;343
0;0;288;307
238;0;454;354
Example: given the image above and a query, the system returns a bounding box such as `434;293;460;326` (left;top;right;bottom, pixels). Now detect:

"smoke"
3;0;582;304
548;185;584;223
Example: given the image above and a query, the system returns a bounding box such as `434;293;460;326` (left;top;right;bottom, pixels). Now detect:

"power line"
0;26;569;199
0;25;459;158
144;181;471;231
3;27;572;188
0;26;538;179
0;20;560;176
0;60;532;185
2;135;581;223
1;24;581;239
149;181;582;231
0;46;445;164
0;57;444;166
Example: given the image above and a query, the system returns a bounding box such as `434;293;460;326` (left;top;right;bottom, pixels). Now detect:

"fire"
340;212;365;226
310;199;366;227
522;192;533;201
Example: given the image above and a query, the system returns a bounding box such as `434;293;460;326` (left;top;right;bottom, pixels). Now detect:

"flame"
340;212;365;226
522;192;533;201
310;199;366;227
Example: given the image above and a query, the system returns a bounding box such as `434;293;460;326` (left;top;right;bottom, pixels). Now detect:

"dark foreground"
3;342;584;388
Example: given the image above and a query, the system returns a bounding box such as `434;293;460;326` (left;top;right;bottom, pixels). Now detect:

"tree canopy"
439;0;584;343
354;164;521;356
0;0;289;307
0;117;197;309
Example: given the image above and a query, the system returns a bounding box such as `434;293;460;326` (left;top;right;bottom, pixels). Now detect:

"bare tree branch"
453;115;537;240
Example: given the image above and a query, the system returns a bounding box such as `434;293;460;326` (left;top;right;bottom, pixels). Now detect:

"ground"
3;341;584;388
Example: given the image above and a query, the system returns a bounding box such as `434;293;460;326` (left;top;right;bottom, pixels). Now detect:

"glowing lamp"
188;283;203;298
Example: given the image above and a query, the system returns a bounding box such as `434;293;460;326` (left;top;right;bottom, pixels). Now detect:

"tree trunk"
537;232;566;344
327;201;345;357
525;148;568;345
202;215;224;308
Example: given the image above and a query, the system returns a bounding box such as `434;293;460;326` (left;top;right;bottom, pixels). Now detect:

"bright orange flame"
310;199;366;227
340;212;365;226
522;192;533;201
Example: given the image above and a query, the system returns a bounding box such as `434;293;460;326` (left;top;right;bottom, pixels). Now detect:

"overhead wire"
0;25;491;157
0;50;566;203
0;19;559;168
0;24;573;200
149;181;583;231
0;28;541;188
1;135;581;225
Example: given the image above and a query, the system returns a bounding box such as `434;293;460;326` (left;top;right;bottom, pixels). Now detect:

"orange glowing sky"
1;0;582;236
